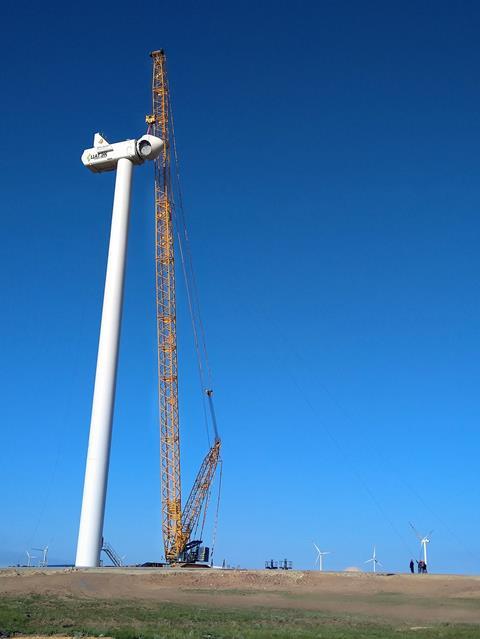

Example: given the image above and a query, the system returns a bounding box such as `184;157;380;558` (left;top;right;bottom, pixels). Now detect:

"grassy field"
0;594;480;639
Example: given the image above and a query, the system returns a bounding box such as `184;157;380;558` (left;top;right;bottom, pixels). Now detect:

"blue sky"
1;0;480;573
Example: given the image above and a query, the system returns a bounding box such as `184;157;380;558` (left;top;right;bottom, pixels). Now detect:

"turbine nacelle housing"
81;133;163;173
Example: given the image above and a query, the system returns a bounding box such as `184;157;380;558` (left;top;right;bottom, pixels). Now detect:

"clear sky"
1;0;480;574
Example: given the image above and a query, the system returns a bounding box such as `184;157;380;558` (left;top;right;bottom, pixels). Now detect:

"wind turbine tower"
313;543;331;571
33;546;48;567
75;133;163;568
365;546;382;573
410;522;433;568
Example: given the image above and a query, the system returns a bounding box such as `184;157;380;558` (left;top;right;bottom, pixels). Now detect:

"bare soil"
1;567;480;625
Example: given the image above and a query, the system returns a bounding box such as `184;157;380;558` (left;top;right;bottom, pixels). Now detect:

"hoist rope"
199;481;212;543
263;297;476;562
210;459;223;565
289;370;416;558
164;79;222;558
169;96;214;390
168;94;216;445
168;94;220;446
173;213;211;447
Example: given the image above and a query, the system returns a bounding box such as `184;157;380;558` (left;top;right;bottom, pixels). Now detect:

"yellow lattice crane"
148;50;221;564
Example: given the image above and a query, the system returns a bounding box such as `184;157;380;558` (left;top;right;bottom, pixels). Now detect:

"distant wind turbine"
25;551;36;567
33;546;48;568
365;546;382;573
313;543;331;571
410;522;433;568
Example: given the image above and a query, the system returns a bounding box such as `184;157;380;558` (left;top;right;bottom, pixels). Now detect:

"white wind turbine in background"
365;546;382;573
25;551;36;567
410;522;433;569
313;543;331;571
33;546;48;568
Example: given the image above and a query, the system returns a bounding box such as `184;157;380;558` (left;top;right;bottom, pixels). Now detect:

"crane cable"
173;212;211;446
210;459;223;565
288;370;416;559
164;83;223;554
167;92;217;446
168;93;213;388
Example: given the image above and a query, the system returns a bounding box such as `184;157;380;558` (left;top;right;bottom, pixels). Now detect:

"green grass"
0;594;479;639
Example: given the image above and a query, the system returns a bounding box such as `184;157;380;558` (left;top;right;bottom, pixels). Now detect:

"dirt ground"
1;567;480;626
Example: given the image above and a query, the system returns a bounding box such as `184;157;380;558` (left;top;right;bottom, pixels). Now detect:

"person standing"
409;559;415;574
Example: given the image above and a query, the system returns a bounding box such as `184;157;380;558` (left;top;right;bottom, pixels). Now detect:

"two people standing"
410;558;427;573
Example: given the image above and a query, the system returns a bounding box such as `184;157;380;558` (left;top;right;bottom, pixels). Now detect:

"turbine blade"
313;543;320;554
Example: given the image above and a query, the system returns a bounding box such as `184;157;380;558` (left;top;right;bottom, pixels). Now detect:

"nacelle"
81;133;163;173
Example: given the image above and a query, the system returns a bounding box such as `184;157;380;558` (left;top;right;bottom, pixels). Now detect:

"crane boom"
150;49;183;562
181;438;221;544
150;50;221;564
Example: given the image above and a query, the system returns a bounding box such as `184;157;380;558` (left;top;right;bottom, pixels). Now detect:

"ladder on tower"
101;539;124;567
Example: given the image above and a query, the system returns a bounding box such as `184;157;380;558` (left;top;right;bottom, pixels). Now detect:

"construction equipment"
149;50;221;564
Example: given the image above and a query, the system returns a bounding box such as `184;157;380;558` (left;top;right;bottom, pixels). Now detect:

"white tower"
313;543;331;571
75;133;163;568
410;522;433;570
365;546;382;573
